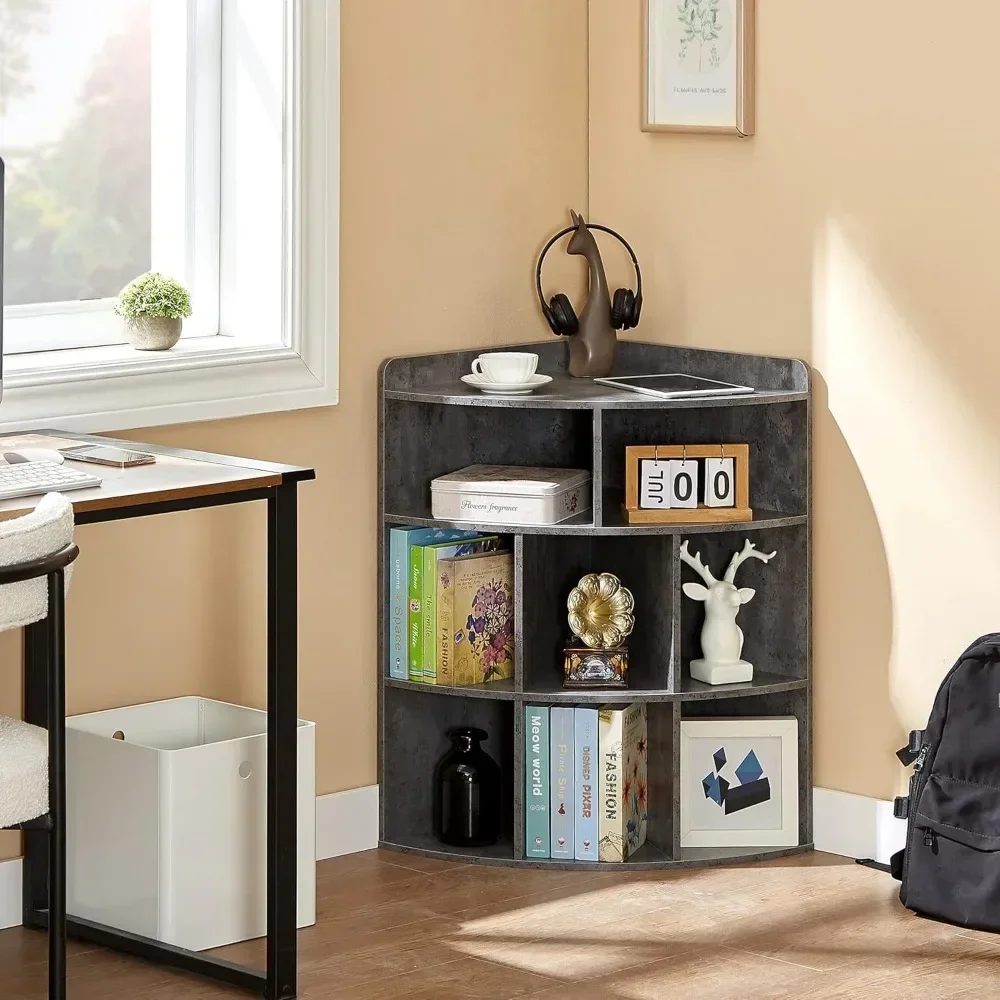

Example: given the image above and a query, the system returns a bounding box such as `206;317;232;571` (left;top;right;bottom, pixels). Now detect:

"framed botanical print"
643;0;756;136
680;717;798;847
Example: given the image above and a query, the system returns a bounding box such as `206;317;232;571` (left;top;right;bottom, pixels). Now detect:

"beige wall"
0;0;590;861
590;0;1000;800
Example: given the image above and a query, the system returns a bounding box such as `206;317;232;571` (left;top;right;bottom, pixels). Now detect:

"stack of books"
388;527;513;686
524;702;648;863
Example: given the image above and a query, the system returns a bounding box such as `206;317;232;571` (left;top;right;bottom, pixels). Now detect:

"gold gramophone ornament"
563;573;634;689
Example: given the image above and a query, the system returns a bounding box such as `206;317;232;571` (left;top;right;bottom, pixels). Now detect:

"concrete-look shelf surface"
378;341;812;869
380;839;814;871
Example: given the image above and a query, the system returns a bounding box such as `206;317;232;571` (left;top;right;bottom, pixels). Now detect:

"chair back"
0;493;75;631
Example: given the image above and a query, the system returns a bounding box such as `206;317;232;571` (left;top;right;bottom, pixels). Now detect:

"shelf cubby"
378;341;811;870
381;685;516;860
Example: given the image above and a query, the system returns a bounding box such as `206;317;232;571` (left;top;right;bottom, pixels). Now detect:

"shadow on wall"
812;219;1000;797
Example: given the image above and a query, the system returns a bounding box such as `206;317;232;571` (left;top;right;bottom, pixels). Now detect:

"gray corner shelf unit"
377;340;811;870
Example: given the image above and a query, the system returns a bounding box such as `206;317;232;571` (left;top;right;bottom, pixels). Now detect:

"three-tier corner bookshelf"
377;340;811;869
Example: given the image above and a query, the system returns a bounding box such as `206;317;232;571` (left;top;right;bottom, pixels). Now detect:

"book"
390;528;478;682
524;705;550;858
421;537;502;683
573;707;599;861
405;530;480;681
598;702;648;862
437;551;514;686
550;707;574;859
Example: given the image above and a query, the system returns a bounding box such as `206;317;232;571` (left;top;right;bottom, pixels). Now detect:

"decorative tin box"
431;465;591;526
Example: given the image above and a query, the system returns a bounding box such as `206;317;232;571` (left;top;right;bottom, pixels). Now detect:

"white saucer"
461;373;552;395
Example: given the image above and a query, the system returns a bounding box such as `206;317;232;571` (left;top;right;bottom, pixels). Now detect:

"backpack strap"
896;729;926;766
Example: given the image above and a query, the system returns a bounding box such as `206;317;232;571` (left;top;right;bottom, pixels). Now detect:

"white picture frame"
680;717;798;847
643;0;756;136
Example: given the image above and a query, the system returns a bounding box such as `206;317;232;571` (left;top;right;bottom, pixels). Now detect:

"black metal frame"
20;481;303;1000
0;541;79;1000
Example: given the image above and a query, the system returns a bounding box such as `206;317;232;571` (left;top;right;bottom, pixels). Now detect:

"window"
0;0;338;432
0;0;288;355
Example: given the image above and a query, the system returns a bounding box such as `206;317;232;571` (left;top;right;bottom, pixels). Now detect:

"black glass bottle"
434;727;501;847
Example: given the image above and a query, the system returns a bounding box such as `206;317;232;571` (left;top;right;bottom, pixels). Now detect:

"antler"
724;539;777;583
679;540;717;587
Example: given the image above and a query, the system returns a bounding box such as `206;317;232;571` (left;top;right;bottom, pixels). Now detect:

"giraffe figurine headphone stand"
535;210;643;378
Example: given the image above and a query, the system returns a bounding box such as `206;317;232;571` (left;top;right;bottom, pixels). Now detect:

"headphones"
535;221;643;337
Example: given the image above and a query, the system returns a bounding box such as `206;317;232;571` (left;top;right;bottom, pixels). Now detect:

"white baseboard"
813;786;906;865
0;785;380;930
315;784;379;860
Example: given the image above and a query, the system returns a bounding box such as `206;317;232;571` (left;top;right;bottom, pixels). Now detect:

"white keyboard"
0;461;102;500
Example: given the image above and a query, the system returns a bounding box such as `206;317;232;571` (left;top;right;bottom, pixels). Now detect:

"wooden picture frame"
642;0;756;136
623;444;751;524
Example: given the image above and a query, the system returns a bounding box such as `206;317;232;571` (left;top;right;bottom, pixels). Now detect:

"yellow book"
438;551;514;686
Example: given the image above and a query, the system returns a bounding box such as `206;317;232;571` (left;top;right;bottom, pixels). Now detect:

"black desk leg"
22;618;50;928
267;483;298;1000
48;570;67;999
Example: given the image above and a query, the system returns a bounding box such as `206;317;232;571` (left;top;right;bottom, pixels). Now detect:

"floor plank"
2;848;998;998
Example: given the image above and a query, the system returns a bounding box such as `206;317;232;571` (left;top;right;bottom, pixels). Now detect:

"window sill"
0;335;338;433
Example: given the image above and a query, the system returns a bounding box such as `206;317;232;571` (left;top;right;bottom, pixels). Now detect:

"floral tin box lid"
431;465;591;497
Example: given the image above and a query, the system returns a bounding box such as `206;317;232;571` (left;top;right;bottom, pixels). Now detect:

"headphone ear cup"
611;288;634;331
548;293;579;336
630;291;643;329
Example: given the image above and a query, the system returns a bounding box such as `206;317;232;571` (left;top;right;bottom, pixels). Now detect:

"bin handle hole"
112;731;125;741
239;761;253;780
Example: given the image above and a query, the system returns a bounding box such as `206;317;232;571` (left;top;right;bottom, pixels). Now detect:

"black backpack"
890;633;1000;930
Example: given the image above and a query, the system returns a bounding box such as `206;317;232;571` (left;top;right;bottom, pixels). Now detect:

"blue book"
550;707;574;859
574;707;599;861
388;527;479;681
524;706;550;858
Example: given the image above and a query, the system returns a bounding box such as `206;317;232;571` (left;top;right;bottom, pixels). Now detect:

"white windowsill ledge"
0;336;339;434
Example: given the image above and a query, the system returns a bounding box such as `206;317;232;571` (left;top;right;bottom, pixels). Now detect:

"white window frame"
0;0;339;430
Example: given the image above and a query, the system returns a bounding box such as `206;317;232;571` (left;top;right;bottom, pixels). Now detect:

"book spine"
524;706;550;858
407;544;423;682
574;707;599;861
598;707;624;862
388;529;410;680
550;707;574;859
621;702;648;861
437;561;454;687
421;546;439;683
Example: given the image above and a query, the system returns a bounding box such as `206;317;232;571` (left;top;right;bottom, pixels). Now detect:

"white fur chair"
0;492;77;1000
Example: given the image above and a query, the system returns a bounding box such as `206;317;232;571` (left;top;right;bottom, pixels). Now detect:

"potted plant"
115;272;193;351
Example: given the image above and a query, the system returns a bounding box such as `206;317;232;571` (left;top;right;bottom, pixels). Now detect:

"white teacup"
471;352;539;384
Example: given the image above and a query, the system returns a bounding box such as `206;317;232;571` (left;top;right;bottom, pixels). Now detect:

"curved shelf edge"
379;840;814;870
385;677;516;700
382;386;809;410
384;510;808;538
384;676;807;703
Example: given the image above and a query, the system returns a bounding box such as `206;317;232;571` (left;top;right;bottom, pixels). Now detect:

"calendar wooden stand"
622;444;752;525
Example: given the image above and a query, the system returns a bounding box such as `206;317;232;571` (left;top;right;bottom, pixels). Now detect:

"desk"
7;430;314;1000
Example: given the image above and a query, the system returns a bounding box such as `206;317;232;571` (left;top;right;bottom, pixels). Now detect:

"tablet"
593;373;755;399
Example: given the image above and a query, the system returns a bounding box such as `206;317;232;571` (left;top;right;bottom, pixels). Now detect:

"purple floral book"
437;551;514;686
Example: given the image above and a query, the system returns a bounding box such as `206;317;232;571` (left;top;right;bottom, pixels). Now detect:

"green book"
420;537;501;683
407;544;424;681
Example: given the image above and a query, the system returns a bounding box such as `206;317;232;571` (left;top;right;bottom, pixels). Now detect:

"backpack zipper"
902;740;933;892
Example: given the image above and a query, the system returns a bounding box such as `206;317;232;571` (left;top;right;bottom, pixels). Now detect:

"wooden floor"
3;849;1000;998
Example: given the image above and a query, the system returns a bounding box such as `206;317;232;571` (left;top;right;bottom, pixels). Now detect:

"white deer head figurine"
679;539;777;685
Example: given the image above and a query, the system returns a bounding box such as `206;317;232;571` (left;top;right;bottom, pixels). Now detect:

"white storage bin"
66;697;316;952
